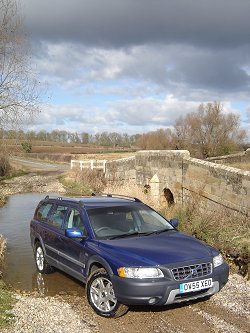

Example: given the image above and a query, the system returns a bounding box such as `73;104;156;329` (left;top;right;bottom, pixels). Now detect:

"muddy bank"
0;172;66;200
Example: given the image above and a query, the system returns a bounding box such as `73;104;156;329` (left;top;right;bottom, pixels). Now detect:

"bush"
59;169;107;195
21;142;32;153
0;155;11;177
0;235;6;268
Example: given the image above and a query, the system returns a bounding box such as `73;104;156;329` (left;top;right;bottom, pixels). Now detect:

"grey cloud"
33;42;250;98
168;47;250;92
23;0;250;48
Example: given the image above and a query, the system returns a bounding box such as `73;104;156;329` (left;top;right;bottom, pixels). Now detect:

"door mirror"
65;228;84;238
169;218;179;228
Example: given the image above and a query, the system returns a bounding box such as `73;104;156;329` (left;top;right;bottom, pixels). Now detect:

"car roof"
41;194;143;209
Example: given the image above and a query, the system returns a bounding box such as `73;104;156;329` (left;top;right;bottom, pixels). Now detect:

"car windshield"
87;205;174;239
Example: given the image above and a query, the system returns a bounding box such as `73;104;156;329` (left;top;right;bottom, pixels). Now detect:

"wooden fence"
70;160;107;172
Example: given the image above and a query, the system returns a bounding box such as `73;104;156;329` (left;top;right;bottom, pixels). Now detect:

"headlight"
118;267;164;279
213;254;224;267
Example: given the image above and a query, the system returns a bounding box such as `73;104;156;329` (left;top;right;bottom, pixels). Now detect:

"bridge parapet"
105;150;250;216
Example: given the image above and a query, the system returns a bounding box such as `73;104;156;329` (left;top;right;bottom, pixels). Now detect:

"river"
0;193;85;296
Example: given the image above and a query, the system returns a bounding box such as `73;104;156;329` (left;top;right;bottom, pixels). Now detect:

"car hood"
98;231;214;267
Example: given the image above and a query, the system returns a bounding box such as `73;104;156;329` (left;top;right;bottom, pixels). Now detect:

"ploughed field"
1;139;136;159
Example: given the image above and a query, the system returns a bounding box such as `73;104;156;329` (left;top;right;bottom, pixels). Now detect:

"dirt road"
71;272;249;333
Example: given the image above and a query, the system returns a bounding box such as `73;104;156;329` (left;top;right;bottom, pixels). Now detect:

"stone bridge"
105;150;250;216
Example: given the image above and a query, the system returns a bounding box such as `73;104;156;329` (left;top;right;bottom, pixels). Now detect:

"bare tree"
174;101;246;158
136;128;174;150
0;0;40;134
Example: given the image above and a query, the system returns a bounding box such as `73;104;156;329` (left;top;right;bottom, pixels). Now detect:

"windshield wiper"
109;231;151;239
109;229;174;239
143;228;174;235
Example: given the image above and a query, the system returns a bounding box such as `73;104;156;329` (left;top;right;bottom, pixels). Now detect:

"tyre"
34;243;54;274
86;268;128;318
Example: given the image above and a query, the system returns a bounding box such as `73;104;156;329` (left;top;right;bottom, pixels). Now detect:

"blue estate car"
30;194;229;317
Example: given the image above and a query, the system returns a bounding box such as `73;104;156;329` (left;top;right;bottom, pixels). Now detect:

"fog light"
148;297;157;304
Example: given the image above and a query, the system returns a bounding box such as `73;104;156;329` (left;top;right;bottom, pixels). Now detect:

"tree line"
1;101;248;158
0;129;140;148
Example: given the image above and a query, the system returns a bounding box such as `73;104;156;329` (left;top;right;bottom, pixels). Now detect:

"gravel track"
1;274;249;333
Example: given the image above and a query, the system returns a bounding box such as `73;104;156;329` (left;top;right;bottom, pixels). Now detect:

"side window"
48;205;68;229
139;209;165;228
65;209;86;235
35;203;53;221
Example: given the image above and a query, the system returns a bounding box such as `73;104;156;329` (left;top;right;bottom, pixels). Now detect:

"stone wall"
105;150;250;216
183;157;250;215
206;148;250;164
105;157;136;185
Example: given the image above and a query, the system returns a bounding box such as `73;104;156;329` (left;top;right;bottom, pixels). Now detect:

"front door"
57;208;89;282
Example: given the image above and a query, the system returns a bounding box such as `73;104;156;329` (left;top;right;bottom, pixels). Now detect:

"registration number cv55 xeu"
180;278;213;293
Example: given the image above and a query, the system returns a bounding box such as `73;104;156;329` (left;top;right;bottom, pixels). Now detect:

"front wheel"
34;243;54;274
86;268;128;318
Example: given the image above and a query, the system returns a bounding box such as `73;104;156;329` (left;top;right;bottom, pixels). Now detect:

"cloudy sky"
22;0;250;137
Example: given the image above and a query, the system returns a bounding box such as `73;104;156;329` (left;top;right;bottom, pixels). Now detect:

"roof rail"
91;192;142;202
44;195;63;201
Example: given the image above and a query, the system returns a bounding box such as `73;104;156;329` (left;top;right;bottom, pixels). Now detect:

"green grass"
0;280;14;329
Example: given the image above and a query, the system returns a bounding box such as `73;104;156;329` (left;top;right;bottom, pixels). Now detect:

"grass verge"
0;235;14;329
0;167;27;208
0;280;14;329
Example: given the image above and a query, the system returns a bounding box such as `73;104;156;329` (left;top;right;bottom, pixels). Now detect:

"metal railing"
70;160;107;172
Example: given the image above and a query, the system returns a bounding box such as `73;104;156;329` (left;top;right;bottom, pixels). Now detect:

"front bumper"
111;262;229;306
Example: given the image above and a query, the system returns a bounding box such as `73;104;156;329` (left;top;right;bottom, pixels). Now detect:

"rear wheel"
86;268;128;318
35;243;54;274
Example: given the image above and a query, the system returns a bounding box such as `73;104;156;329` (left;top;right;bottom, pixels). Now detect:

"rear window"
35;202;53;221
48;205;68;229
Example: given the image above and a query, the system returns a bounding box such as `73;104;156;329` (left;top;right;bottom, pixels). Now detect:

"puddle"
0;193;85;296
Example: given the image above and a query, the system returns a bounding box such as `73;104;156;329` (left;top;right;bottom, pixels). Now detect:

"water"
0;193;85;296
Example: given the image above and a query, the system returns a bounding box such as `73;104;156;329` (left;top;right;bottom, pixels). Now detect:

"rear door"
42;204;68;266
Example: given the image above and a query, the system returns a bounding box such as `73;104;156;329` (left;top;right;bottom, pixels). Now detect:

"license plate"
180;278;213;293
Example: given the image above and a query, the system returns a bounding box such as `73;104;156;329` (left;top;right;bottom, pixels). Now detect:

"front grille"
171;262;212;281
